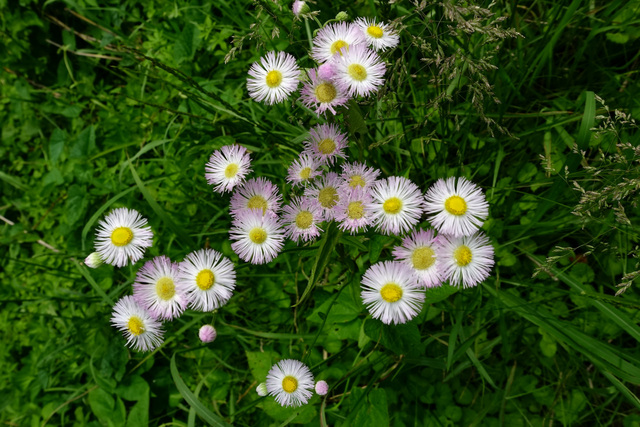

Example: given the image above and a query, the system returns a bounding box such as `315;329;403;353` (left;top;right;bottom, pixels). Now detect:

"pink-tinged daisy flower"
94;208;153;268
292;0;309;17
369;177;424;235
178;249;236;312
111;295;164;352
286;153;322;187
230;209;285;264
303;124;348;165
392;229;443;288
339;161;380;191
133;255;188;320
199;325;217;343
438;232;494;288
282;196;324;243
360;261;425;325
304;172;342;221
423;177;489;238
247;51;300;105
300;68;350;116
354;18;400;52
230;177;283;217
311;22;367;64
205;145;252;194
334;186;373;234
266;359;315;407
333;45;386;97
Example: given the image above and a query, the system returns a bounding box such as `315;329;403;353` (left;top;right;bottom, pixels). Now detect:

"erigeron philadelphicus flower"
178;249;236;312
230;209;285;264
304;172;342;221
438;232;494;289
292;0;310;17
360;261;425;325
230;177;283;218
354;18;400;52
423;177;489;238
286;153;322;187
247;51;300;105
199;325;217;343
111;295;164;352
303;123;348;166
94;207;153;268
392;229;443;288
133;255;188;320
339;161;380;192
300;69;350;116
311;22;366;64
205;145;252;193
333;44;386;97
369;177;424;236
318;62;336;80
334;186;373;234
266;359;315;407
282;196;324;243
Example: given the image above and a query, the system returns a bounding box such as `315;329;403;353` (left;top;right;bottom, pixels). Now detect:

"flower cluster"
255;359;330;408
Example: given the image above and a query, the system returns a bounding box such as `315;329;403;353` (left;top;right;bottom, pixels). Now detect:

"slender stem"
304;18;313;50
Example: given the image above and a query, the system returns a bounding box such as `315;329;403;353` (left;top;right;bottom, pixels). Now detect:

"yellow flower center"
349;175;365;187
382;197;402;214
299;167;312;180
295;211;313;229
445;196;467;216
224;163;239;179
247;195;268;213
347;64;367;81
367;25;384;38
330;40;349;55
155;277;176;300
412;247;435;270
315;83;337;103
347;201;364;219
318;187;339;208
318;138;336;155
111;227;133;247
196;269;215;291
380;283;403;303
127;316;144;336
282;376;298;393
249;227;267;244
265;70;283;88
454;245;473;266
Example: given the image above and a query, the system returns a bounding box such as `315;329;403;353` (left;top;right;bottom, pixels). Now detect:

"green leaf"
174;23;201;64
88;387;114;423
576;91;595;150
70;125;96;159
115;376;149;401
65;184;88;226
364;319;423;357
49;128;65;164
368;235;387;264
245;350;279;382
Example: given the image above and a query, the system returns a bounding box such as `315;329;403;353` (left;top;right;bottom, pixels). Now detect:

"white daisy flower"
205;145;252;193
438;232;494;289
392;229;443;288
133;255;188;320
360;261;425;325
230;209;285;264
266;359;315;407
303;123;348;166
333;44;386;97
334;186;373;234
299;68;350;116
230;177;283;218
111;295;164;352
177;249;236;312
247;51;300;105
369;176;424;235
339;161;380;191
311;22;367;64
423;177;489;238
282;196;324;243
354;18;400;52
286;153;322;187
304;172;342;221
94;207;153;268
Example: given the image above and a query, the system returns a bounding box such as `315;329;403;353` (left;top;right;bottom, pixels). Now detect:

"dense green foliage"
2;0;640;425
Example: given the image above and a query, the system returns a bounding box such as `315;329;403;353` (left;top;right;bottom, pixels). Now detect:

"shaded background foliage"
1;0;640;425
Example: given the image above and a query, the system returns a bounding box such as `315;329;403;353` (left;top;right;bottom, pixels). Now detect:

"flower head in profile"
311;22;366;64
178;249;236;312
333;44;386;97
286;153;322;187
230;209;285;264
266;359;315;407
94;208;153;267
300;68;350;116
303;124;348;166
205;145;252;193
230;177;283;218
369;177;424;235
354;18;400;52
392;229;443;288
247;51;300;105
282;196;324;243
304;172;342;221
133;255;188;320
111;295;164;352
438;232;494;288
335;186;373;234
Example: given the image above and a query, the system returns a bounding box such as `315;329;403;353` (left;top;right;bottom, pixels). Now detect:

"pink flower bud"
318;63;336;81
199;325;217;343
315;380;329;395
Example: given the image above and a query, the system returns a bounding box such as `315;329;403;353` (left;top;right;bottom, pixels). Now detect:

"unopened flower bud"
335;11;349;21
315;380;329;395
84;252;104;269
256;382;268;396
199;325;217;343
292;1;310;16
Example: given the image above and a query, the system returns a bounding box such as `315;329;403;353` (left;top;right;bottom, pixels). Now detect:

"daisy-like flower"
266;359;315;407
111;295;164;352
339;161;380;191
230;209;285;264
247;51;300;105
360;261;425;325
311;22;367;64
334;186;373;234
392;229;443;288
300;69;350;116
438;232;494;289
304;172;342;221
369;177;424;235
282;196;324;243
133;255;188;320
177;249;236;312
354;18;400;52
230;177;283;217
286;153;322;187
423;177;489;238
303;124;348;165
292;0;309;17
94;207;153;268
333;44;386;97
205;145;252;193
